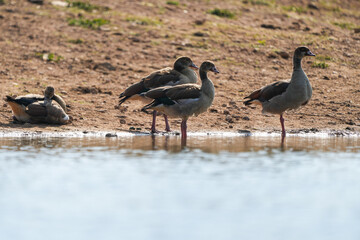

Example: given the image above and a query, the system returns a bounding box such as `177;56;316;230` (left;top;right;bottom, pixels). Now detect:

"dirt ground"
0;0;359;134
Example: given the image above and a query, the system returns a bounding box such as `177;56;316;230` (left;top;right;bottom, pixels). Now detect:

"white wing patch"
175;98;199;105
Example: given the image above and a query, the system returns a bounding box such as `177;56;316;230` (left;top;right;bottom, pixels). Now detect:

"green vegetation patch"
208;8;235;19
166;1;179;6
257;40;266;45
332;21;357;30
35;52;63;62
0;0;5;5
282;5;307;14
68;38;84;44
312;61;329;69
243;0;271;6
316;55;332;61
125;16;162;26
67;17;110;29
67;1;109;12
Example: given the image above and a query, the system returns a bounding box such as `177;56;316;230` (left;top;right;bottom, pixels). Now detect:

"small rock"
193;32;209;37
223;110;230;115
268;53;277;59
323;76;330;80
51;1;68;7
28;0;43;4
354;28;360;34
93;62;116;71
105;133;117;137
277;51;290;59
346;120;355;125
238;129;251;135
129;127;135;130
307;3;319;10
194;19;206;25
209;108;218;113
242;116;250;121
120;119;126;124
260;24;281;30
225;116;233;123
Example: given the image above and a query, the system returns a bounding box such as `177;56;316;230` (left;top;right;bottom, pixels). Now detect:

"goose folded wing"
13;96;45;106
143;68;180;88
259;81;289;101
164;84;201;100
25;104;47;117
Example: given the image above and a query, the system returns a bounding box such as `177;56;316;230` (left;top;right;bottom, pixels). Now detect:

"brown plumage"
244;81;289;106
5;86;69;124
119;56;199;133
142;61;219;139
243;46;315;137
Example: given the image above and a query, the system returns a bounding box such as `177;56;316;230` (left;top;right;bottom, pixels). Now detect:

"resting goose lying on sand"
142;61;219;138
244;46;315;137
5;86;69;124
119;56;198;133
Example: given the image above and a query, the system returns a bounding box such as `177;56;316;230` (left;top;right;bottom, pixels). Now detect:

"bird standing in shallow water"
118;56;198;133
142;61;219;140
244;46;315;138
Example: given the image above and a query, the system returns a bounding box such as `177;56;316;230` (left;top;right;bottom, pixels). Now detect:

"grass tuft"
166;1;179;6
125;16;162;26
316;55;332;61
257;40;266;45
68;38;84;44
312;61;329;69
243;0;271;6
208;8;235;19
35;52;63;62
67;1;109;12
282;5;307;14
67;17;110;29
332;21;357;30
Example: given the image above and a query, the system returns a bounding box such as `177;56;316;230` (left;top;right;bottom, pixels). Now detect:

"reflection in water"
0;134;359;153
0;135;359;240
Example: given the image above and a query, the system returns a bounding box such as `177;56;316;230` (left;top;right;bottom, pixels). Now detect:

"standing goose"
243;46;315;137
142;61;219;138
119;56;198;133
5;86;69;124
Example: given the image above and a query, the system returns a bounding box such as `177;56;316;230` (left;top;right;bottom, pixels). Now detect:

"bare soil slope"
0;0;359;134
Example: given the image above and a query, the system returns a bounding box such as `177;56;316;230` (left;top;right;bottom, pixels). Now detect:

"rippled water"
0;134;360;240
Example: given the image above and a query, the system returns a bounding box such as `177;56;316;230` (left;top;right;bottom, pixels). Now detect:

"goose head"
294;46;315;59
200;61;220;74
44;86;55;99
174;56;199;71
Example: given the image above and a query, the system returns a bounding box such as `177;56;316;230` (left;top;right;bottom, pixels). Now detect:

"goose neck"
200;70;208;82
293;57;303;70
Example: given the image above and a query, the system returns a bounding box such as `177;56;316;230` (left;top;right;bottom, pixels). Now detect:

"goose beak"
306;50;315;56
211;66;220;74
190;63;199;69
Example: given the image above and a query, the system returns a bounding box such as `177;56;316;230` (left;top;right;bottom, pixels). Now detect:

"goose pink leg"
151;111;158;133
280;114;286;137
164;114;171;132
181;119;187;139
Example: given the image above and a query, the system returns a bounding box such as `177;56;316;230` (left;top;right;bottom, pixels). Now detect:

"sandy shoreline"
0;129;359;138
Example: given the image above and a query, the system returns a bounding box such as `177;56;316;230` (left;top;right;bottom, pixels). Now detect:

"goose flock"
4;46;315;139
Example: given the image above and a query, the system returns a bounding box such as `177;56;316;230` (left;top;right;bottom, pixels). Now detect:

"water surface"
0;134;359;240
